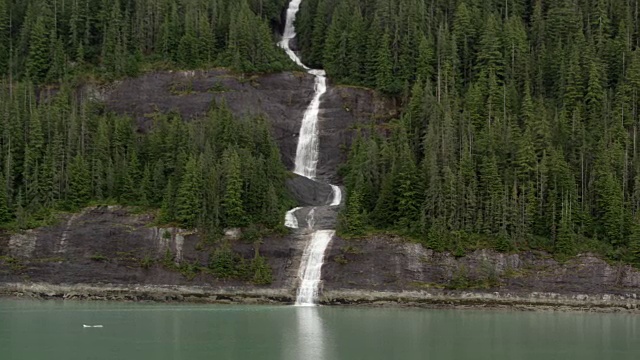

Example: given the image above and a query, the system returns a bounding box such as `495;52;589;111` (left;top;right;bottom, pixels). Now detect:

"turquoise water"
0;299;638;359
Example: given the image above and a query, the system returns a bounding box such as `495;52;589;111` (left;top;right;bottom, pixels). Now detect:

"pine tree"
341;190;366;235
26;16;51;83
159;178;176;224
375;32;397;94
309;0;330;68
139;165;152;207
0;0;9;74
47;33;66;83
476;14;504;80
555;203;576;257
222;148;246;228
176;156;202;228
323;1;350;81
629;215;640;264
0;172;12;224
67;154;91;209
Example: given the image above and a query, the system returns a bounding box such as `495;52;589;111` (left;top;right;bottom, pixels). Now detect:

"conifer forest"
1;0;640;266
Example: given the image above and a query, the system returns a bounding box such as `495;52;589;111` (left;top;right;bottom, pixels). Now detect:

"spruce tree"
629;215;640;265
222;148;246;228
0;173;12;224
26;16;51;83
176;157;203;228
67;154;91;210
375;32;396;94
342;190;366;236
0;0;8;74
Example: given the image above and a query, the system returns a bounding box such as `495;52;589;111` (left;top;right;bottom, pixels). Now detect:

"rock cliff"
1;70;639;310
102;69;396;182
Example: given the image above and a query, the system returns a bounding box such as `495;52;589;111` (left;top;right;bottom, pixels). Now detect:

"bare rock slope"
103;69;396;182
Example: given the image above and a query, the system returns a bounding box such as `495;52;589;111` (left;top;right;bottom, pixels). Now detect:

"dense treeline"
0;0;293;82
321;0;640;263
0;82;292;234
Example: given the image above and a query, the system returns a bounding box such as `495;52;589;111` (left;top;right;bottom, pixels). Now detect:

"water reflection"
286;307;327;360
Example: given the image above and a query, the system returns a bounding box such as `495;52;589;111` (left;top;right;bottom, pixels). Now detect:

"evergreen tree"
0;0;9;74
67;154;91;209
341;190;366;235
0;172;12;224
629;215;640;264
375;32;397;94
222;148;246;228
26;16;51;83
176;156;203;228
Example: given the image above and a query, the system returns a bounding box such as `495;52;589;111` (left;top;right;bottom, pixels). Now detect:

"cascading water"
285;207;303;228
280;0;342;306
295;230;336;305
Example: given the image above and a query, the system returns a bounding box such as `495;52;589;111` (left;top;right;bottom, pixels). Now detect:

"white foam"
295;230;336;306
285;207;303;228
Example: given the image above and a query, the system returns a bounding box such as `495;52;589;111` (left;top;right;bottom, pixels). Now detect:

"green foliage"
2;0;291;82
0;173;12;224
629;217;640;265
331;0;640;264
208;243;273;284
250;255;273;285
178;261;201;281
26;16;51;83
67;155;91;210
339;190;366;236
0;83;289;234
209;245;239;279
175;157;203;228
140;255;154;269
90;254;109;262
162;248;175;268
448;266;470;290
222;148;247;228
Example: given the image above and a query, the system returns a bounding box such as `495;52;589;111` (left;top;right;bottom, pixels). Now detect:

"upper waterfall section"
278;0;327;179
279;0;309;71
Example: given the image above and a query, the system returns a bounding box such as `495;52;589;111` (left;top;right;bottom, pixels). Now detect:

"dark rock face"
102;70;397;182
323;235;640;295
285;174;334;207
0;207;304;290
104;70;315;171
318;84;397;182
2;208;639;305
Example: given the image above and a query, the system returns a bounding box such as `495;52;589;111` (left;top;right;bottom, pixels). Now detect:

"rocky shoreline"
2;282;639;313
322;289;640;313
0;283;294;305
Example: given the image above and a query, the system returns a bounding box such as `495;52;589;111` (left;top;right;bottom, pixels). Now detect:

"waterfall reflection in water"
285;307;327;360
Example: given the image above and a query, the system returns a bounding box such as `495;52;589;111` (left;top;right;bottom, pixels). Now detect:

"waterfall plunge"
280;0;342;306
295;230;336;305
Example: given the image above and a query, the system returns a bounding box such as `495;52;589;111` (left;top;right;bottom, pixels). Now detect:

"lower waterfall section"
295;230;336;306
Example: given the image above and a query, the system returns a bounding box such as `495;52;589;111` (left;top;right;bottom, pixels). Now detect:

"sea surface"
0;299;638;359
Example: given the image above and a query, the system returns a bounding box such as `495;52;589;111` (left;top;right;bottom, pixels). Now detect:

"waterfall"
295;230;336;305
280;0;342;306
329;185;342;206
293;74;326;178
285;207;303;228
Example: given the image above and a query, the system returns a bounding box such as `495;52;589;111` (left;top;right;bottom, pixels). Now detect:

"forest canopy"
299;0;640;263
0;82;293;235
3;0;640;265
0;0;294;82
